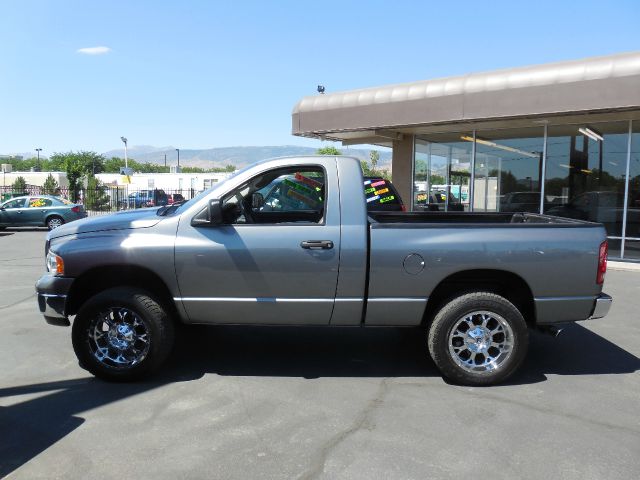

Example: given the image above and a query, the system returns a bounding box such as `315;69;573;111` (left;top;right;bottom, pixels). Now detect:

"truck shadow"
1;323;638;477
171;323;640;382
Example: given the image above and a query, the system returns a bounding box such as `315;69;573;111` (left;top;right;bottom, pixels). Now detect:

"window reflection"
472;129;544;212
625;122;640;259
411;121;640;260
544;122;629;237
414;135;471;212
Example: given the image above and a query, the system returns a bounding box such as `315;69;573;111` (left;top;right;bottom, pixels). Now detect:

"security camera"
317;85;325;94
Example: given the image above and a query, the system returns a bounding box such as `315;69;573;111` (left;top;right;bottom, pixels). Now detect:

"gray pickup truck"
36;156;612;385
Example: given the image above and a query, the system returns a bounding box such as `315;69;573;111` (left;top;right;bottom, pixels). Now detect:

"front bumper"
588;293;612;320
35;274;75;326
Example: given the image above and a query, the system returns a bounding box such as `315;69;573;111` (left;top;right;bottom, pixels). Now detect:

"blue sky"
1;0;639;156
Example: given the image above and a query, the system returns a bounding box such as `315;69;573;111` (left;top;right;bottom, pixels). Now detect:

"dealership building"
292;51;640;261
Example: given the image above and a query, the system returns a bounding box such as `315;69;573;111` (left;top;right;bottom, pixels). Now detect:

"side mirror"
208;199;223;224
251;193;264;210
191;199;223;226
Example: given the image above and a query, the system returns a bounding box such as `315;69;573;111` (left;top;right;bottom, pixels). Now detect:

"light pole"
34;148;42;172
121;137;128;169
176;148;180;168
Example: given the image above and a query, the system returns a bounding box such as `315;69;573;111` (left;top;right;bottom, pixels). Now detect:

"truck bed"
364;210;606;327
368;211;599;226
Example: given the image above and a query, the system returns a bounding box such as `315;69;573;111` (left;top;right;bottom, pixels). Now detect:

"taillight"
401;204;407;212
597;240;608;285
71;206;80;213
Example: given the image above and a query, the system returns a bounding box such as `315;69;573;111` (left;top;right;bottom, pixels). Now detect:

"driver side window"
222;166;326;225
3;198;26;209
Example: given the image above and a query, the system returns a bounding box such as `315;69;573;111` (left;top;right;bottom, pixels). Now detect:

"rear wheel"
72;287;175;381
46;215;64;230
427;292;528;386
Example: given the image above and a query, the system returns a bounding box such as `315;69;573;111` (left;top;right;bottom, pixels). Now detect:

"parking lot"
1;229;639;479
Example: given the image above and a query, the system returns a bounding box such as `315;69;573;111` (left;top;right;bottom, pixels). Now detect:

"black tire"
72;287;175;381
427;292;528;386
46;215;65;230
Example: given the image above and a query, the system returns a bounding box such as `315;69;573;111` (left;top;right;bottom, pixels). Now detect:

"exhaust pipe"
537;325;563;337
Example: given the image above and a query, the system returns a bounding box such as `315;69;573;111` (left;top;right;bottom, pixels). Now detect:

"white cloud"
77;46;112;55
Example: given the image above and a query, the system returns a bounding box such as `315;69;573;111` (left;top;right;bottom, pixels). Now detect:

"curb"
609;261;640;272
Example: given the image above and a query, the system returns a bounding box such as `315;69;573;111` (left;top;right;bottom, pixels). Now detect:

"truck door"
174;164;340;325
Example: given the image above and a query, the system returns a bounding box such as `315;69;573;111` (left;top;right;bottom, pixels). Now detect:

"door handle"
300;240;333;250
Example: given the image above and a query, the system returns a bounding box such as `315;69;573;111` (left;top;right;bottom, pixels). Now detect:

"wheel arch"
66;265;181;321
423;269;535;329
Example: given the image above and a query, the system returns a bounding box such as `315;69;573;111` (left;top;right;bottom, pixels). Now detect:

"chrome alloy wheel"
88;308;151;368
48;217;63;229
447;311;514;374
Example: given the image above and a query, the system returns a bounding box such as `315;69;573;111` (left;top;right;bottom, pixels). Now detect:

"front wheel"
72;287;175;381
427;292;529;386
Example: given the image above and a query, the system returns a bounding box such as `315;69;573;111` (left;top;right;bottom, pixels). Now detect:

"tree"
85;176;111;211
317;146;342;155
12;176;27;194
42;173;59;194
360;160;373;176
361;152;391;180
370;150;380;171
50;151;106;202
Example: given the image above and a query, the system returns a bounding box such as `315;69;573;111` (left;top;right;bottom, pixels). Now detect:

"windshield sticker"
287;189;319;208
295;173;324;190
371;180;386;188
367;195;380;203
374;187;389;196
29;198;46;208
379;195;396;204
283;178;315;196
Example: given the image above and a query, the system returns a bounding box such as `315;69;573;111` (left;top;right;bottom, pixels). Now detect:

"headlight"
46;251;65;275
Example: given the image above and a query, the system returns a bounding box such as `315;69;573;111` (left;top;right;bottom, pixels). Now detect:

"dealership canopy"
292;51;640;146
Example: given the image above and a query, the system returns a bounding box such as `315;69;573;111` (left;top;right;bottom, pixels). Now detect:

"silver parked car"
0;195;87;230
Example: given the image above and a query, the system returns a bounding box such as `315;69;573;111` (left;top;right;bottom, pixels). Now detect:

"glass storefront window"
624;241;640;260
625;121;640;259
411;120;640;261
473;129;544;212
543;122;629;237
413;134;471;211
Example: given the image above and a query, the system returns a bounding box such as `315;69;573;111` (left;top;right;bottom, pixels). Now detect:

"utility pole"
164;154;167;168
176;148;180;167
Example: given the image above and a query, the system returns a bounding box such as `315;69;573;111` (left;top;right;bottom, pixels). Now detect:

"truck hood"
48;208;163;239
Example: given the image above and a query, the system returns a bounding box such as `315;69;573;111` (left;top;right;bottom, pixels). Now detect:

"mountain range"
100;145;392;169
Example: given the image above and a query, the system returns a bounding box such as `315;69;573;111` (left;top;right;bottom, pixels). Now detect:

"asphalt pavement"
1;229;639;479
